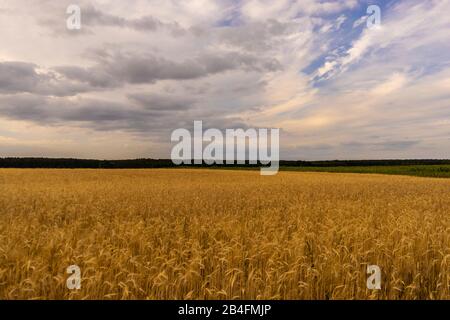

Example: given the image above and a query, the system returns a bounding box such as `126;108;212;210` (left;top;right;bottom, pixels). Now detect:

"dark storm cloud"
37;4;185;37
217;20;296;52
0;94;49;122
0;48;277;97
0;62;40;93
53;65;119;88
82;6;128;28
342;140;420;151
0;94;244;135
0;61;90;96
374;140;420;151
0;53;256;135
56;49;282;87
0;94;139;124
127;93;195;111
82;6;185;34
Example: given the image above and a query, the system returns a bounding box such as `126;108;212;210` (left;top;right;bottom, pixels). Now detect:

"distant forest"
1;158;450;168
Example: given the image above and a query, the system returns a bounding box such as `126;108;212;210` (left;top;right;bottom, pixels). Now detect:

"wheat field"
0;168;449;300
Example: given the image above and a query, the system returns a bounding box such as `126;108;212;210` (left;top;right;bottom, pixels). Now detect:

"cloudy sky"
0;0;449;160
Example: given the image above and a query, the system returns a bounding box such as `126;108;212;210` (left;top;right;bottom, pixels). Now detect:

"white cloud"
335;14;347;30
352;15;367;28
370;73;409;96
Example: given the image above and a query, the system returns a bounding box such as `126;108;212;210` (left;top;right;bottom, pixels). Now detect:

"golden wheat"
0;169;449;299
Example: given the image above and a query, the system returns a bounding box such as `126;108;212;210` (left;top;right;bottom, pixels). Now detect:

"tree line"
0;158;449;168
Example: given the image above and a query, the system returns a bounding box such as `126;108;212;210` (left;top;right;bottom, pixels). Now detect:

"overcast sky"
0;0;449;160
